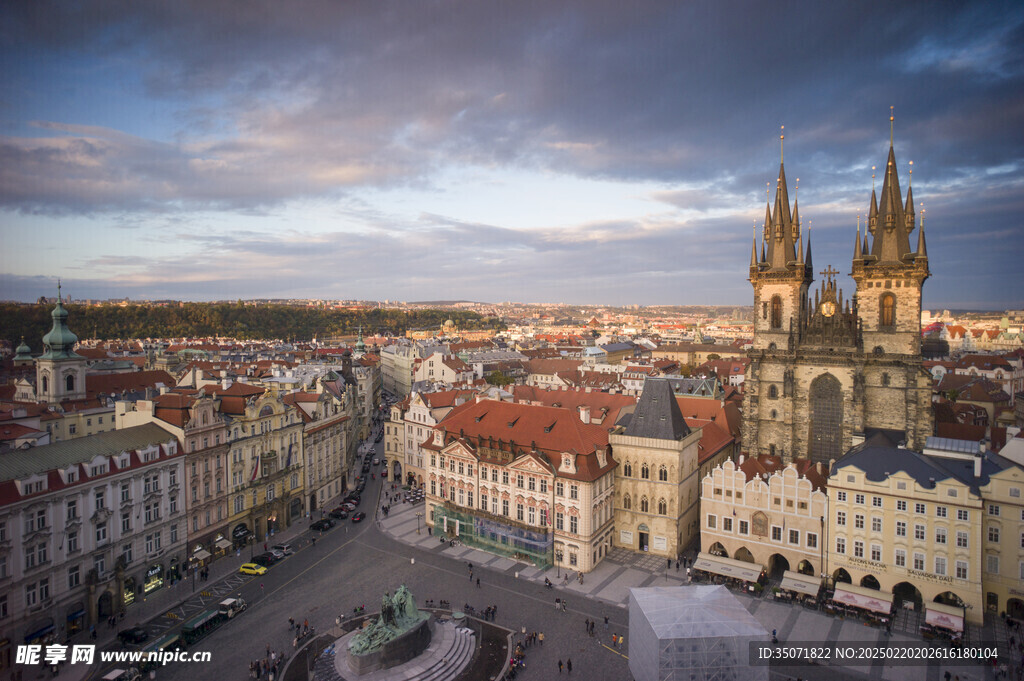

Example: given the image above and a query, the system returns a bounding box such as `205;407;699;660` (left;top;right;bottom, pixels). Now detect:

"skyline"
1;2;1023;309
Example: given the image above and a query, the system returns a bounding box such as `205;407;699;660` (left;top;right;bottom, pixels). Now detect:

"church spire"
916;204;928;260
750;222;758;267
854;215;863;260
804;220;813;272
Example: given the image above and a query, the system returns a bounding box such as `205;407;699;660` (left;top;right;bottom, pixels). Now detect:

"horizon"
2;2;1022;309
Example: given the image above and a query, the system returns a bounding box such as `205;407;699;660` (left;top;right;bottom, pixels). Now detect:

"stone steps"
414;622;475;681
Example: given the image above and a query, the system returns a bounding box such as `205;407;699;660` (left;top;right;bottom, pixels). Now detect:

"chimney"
974;453;983;478
578;405;591;423
222;378;232;390
738;453;745;465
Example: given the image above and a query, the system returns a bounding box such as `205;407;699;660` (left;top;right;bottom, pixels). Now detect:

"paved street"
33;433;1007;681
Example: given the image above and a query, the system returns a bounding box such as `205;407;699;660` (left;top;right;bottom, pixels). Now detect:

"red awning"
832;584;893;615
925;603;964;633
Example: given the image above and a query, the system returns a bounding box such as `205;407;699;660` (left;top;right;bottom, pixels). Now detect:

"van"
218;597;248;618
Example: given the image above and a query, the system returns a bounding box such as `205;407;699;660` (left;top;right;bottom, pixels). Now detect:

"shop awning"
24;622;54;642
692;552;764;582
214;538;233;550
925;602;964;633
832;583;893;615
192;549;212;561
779;571;822;597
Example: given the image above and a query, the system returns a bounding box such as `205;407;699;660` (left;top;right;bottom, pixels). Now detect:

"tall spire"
750;222;758;267
854;215;862;260
916;204;928;259
805;220;813;272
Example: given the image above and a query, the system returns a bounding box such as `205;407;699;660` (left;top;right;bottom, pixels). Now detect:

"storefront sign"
846;556;886;572
653;536;667;552
620;530;633;545
907;568;954;584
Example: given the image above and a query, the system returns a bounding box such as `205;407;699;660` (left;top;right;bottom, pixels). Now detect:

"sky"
1;1;1022;309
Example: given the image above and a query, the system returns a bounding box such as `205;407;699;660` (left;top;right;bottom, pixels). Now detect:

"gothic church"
742;121;934;464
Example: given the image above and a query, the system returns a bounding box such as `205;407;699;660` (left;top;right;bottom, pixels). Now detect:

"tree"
485;371;514;386
707;353;721;361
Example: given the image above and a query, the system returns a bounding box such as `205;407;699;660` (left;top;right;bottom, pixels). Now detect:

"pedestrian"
469;570;473;581
668;557;672;569
558;660;564;674
562;599;567;612
555;598;560;611
604;615;609;629
567;658;573;673
539;631;544;646
676;560;680;571
292;636;297;649
611;634;617;647
585;618;590;633
476;578;480;588
521;625;526;638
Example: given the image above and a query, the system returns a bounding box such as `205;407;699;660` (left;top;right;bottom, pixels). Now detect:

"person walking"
558;660;563;674
476;577;480;588
604;615;609;629
584;618;590;633
567;658;573;673
538;631;544;646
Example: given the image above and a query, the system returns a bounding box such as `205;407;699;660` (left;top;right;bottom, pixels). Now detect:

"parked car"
272;543;293;556
239;563;267;576
268;548;286;560
344;493;360;503
311;518;335;532
341;502;357;512
252;552;277;567
218;597;248;618
372;457;380;465
352;512;366;523
356;482;366;493
329;507;349;520
117;627;149;644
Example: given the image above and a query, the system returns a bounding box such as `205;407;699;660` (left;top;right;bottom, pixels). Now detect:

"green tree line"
1;303;505;345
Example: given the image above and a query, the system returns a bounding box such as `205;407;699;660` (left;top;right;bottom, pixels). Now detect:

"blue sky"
1;1;1022;308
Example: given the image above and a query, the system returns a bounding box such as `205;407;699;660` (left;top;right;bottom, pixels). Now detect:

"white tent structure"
629;585;769;681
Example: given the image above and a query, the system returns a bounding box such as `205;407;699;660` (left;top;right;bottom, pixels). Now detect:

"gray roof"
600;342;634;353
832;433;1020;496
630;585;768;639
0;423;174;482
621;378;690;441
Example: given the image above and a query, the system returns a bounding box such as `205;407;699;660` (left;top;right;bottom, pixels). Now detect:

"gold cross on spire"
820;266;839;281
890;105;894;146
780;125;785;163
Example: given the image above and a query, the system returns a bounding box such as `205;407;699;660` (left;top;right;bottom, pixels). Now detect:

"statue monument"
346;584;432;674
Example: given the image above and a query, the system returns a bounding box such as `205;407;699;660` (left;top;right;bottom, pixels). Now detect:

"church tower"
743;117;934;464
35;284;88;404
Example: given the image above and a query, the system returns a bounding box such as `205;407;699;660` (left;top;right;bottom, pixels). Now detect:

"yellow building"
978;455;1024;618
701;456;829;578
827;435;985;624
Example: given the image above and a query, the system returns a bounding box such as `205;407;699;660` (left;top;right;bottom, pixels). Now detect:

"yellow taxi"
239;563;267;576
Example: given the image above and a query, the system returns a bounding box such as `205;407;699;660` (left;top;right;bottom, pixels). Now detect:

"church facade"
742;124;934;463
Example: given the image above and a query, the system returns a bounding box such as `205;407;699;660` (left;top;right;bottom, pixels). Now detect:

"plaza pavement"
379;495;1016;681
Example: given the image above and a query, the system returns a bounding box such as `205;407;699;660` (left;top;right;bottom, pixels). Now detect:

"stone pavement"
379;496;1013;681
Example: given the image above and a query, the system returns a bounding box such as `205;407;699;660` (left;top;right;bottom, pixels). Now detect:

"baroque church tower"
742;118;933;464
35;283;88;405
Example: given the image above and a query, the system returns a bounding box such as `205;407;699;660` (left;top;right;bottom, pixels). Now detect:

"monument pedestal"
347;617;433;675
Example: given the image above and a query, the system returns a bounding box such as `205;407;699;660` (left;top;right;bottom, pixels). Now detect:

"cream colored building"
610;379;702;559
701;456;828;577
422;398;616;573
978;458;1024;618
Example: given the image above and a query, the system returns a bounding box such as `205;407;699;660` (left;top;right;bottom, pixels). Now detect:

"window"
67;499;78;520
768;384;778;399
738;520;748;535
895;549;906;567
234;496;244;514
936;506;947;518
914;524;925;541
707;514;717;530
723;517;733;532
854;540;864;558
540;479;547;493
855;514;865;529
896;521;906;537
871;517;882;532
871;544;881;562
935;528;947;545
657;498;667;515
640;497;649;513
67;530;78;553
95;489;105;510
957;531;969;549
836;537;846;554
68;565;80;589
987;555;1000;574
897;500;907;512
502;471;509;485
623;462;632;477
956;561;968;580
957;509;969;522
836;491;847;502
516;503;524;521
96;522;107;544
121;512;131;534
555;512;564;530
789;529;799;545
771;526;782;541
570;485;578;500
516;474;523;489
855;494;865;505
915;503;926;515
880;293;895;327
502;499;509;517
121;483;130;502
540;508;547;526
770;296;782;329
527;506;534;524
837;511;846;526
934;556;947;576
527;477;536;491
122;543;133;565
169;496;178;514
641;463;649;479
569;515;578;534
988;504;1000;516
988;526;1000;543
144;503;159;524
872;496;883;508
913;552;925;571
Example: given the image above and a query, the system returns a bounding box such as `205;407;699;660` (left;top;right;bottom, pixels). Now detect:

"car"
252;552;278;567
239;563;267;576
373;457;380;465
352;511;366;523
311;519;335;532
344;493;360;503
342;502;357;511
329;507;348;520
117;627;149;644
268;548;286;560
271;543;294;556
356;483;366;493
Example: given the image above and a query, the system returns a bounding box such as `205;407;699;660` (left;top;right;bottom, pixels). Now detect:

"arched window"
42;375;49;394
809;374;843;464
623;461;632;477
770;409;777;420
657;498;667;515
768;385;778;399
640;463;649;479
66;375;75;392
658;466;668;482
770;296;783;329
881;373;890;387
880;293;896;327
640;496;649;513
623;494;631;510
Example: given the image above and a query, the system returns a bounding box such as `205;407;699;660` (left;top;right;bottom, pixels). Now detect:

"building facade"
742;127;933;464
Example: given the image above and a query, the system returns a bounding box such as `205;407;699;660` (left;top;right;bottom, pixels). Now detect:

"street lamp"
415;512;423;535
249;534;255;561
555;550;563;578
